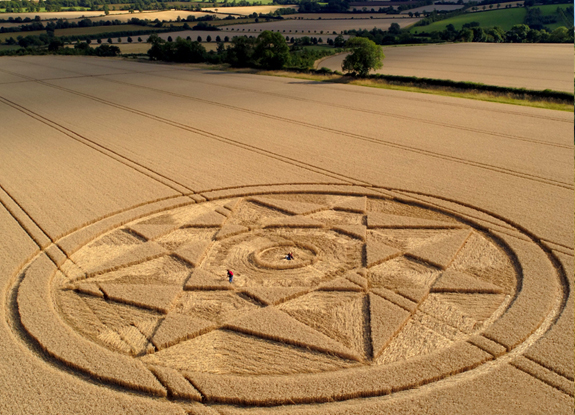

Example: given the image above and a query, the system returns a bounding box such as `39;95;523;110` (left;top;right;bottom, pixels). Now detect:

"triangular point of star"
250;196;327;216
432;270;504;294
317;277;363;292
99;283;181;313
332;197;367;213
74;282;104;298
367;212;464;229
333;225;366;241
406;229;472;270
87;242;168;277
365;241;402;268
396;285;431;303
129;223;178;241
184;268;232;291
369;293;411;359
263;216;325;229
151;313;216;350
214;224;250;241
182;211;226;228
344;271;369;290
223;198;242;212
173;240;212;267
241;286;309;305
224;308;362;361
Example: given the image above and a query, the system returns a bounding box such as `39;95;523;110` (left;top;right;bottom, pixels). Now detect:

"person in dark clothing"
286;252;294;261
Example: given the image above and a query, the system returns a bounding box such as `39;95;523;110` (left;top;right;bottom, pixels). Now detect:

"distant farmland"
318;43;573;92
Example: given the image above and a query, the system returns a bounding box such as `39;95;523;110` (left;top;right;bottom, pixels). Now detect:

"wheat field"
0;55;572;414
318;43;574;92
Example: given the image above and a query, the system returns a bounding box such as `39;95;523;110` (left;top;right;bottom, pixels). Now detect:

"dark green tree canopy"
253;30;290;69
341;37;384;77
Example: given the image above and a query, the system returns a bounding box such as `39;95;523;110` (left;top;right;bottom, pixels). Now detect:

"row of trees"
348;22;574;45
146;30;382;75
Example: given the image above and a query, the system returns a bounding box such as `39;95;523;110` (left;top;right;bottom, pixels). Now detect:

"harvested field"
0;55;572;414
318;43;574;92
221;16;419;33
205;5;298;15
283;13;388;19
399;4;464;13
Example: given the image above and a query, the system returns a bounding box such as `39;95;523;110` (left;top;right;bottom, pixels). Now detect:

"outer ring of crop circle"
11;184;564;407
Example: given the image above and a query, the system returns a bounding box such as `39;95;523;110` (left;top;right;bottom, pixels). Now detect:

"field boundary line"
92;76;573;190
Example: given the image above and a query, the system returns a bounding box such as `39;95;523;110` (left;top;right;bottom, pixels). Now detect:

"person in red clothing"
227;269;234;283
286;252;294;261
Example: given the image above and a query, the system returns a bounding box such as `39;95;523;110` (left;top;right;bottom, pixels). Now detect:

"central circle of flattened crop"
252;242;318;270
36;190;541;404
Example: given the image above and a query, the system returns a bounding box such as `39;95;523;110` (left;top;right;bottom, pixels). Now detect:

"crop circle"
14;188;561;407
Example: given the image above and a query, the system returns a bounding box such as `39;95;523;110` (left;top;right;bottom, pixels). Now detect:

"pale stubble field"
318;43;574;92
0;55;572;414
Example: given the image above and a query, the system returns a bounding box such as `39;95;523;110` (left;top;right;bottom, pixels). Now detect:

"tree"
341;37;383;77
197;36;202;42
253;30;290;69
206;35;212;42
127;36;133;43
506;24;530;42
107;37;113;44
334;34;345;47
117;37;122;43
97;38;102;44
138;37;143;42
167;36;173;42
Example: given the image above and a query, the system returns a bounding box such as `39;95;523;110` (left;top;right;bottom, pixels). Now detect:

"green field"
410;5;572;33
0;24;163;42
411;8;527;32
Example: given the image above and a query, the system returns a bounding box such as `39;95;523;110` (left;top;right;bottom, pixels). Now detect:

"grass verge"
255;70;574;111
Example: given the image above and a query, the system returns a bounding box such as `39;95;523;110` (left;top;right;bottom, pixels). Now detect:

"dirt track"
319;43;574;92
0;56;572;414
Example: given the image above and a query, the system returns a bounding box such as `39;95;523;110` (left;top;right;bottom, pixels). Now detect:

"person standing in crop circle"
227;269;234;283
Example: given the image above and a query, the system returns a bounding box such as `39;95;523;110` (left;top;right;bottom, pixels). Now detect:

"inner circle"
252;242;318;270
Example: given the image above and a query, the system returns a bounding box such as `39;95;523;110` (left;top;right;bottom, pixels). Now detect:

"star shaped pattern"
60;194;516;375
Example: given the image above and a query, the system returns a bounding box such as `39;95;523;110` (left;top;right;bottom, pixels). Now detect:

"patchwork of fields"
318;43;574;92
0;56;572;414
222;16;419;33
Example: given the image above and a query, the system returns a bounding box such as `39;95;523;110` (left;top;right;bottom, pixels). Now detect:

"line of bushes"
348;22;574;45
294;68;574;103
147;31;341;70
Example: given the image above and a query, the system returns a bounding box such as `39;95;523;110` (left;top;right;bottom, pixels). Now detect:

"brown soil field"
205;5;298;15
222;16;418;33
318;43;573;92
283;12;393;19
0;55;572;414
399;4;464;13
